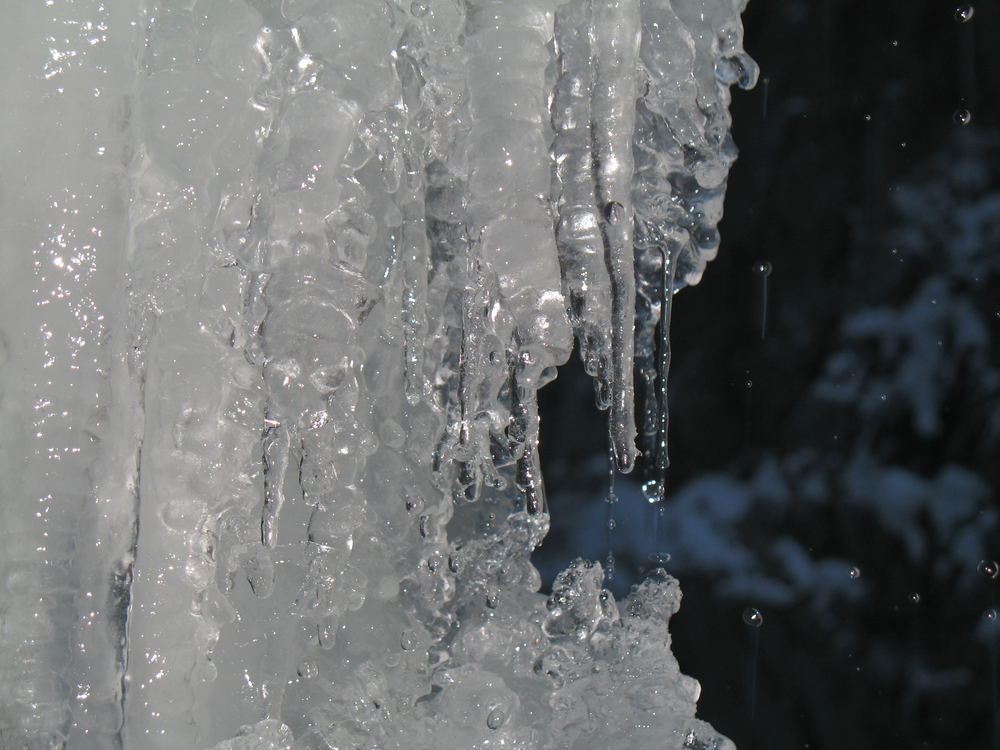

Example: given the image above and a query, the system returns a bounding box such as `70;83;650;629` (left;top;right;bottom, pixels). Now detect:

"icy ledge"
0;1;754;748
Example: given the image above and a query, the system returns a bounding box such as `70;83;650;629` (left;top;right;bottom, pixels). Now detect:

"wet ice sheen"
0;1;754;748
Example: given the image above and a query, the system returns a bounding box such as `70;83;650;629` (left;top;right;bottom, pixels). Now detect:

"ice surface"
0;1;753;748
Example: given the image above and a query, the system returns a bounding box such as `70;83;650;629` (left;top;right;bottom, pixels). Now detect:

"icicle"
643;243;678;504
553;0;614;405
260;416;290;548
591;0;642;473
510;357;546;516
402;198;431;403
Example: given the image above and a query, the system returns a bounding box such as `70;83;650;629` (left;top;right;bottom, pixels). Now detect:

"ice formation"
0;1;755;748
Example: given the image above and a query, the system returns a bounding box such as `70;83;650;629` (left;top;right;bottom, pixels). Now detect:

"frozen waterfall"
0;0;755;748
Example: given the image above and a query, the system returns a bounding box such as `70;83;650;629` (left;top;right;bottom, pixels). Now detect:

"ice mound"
0;0;754;748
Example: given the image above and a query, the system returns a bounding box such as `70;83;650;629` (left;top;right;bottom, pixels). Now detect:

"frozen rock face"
0;1;754;749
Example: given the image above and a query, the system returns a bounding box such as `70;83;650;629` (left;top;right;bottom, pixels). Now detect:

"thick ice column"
464;0;573;510
0;2;139;747
118;2;278;746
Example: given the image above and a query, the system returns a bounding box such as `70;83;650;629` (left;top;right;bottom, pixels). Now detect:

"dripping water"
743;606;764;720
988;567;999;750
750;623;761;720
604;434;618;582
752;259;772;340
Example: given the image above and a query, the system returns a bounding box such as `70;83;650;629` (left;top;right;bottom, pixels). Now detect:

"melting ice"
0;0;755;748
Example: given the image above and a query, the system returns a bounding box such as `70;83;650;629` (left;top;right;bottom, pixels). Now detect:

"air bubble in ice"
603;201;625;225
486;706;507;730
742;607;764;627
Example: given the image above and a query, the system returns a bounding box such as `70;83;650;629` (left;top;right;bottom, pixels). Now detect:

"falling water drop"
648;551;672;567
742;607;764;628
978;560;999;579
642;479;661;503
910;592;921;604
849;566;862;580
752;260;773;277
955;4;975;23
985;607;999;624
486;706;507;730
953;108;973;125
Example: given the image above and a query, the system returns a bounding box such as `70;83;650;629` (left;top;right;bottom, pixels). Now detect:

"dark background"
535;1;1000;748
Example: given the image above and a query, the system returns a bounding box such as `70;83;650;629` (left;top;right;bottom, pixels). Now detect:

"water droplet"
603;201;624;225
606;518;617;532
984;607;999;623
863;114;872;122
752;259;772;276
642;479;662;503
890;39;899;48
410;1;429;16
849;566;862;580
744;379;753;390
909;592;921;603
485;591;500;609
953;108;972;125
486;706;507;730
297;661;318;679
742;607;764;628
648;552;672;566
955;4;974;23
977;559;999;579
400;630;416;651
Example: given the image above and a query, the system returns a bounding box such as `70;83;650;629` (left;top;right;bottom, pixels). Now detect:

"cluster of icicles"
0;0;756;748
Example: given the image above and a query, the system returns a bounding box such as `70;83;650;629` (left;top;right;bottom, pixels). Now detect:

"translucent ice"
0;1;754;748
